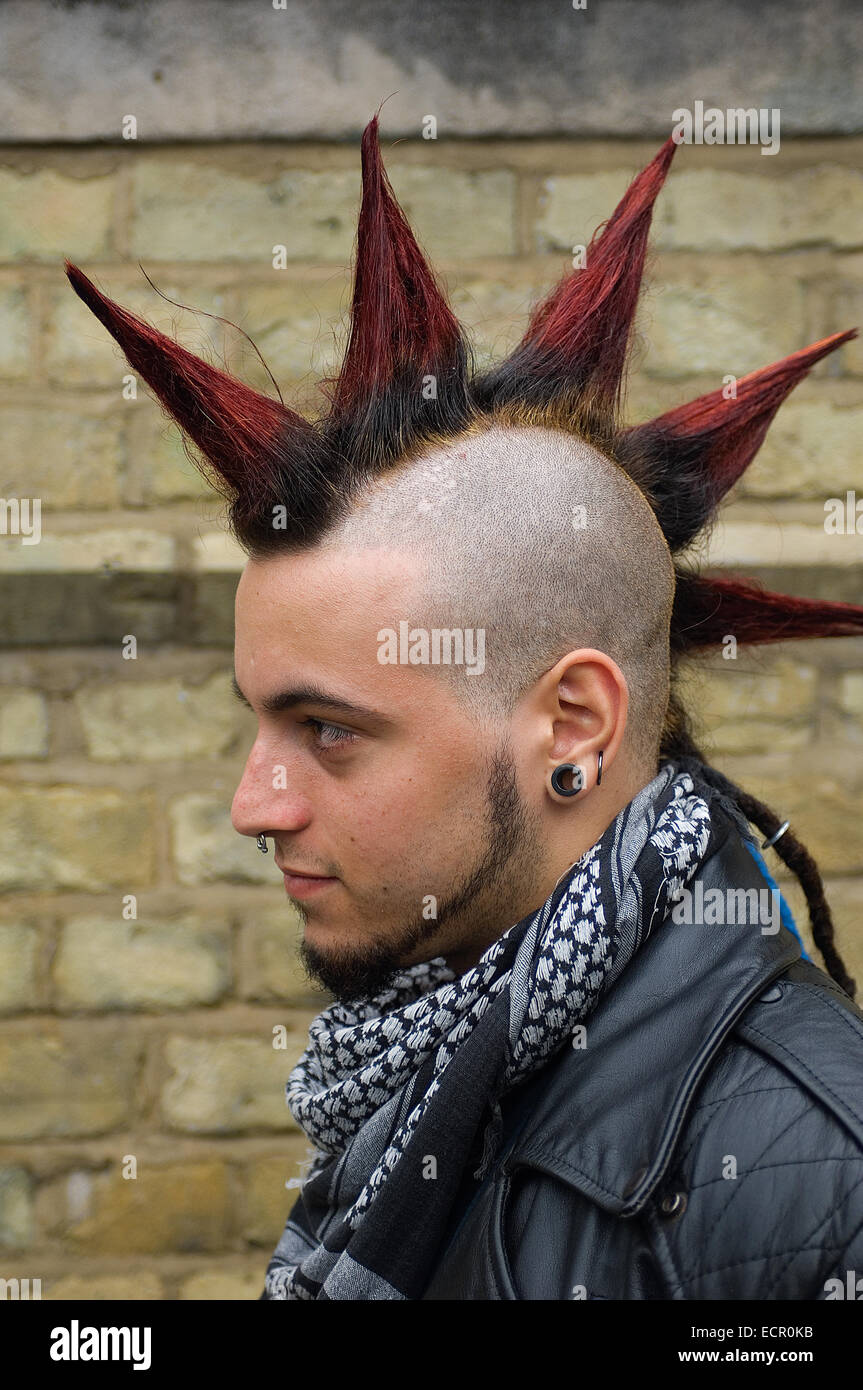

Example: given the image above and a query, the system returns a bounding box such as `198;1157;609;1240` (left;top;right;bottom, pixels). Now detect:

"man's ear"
542;649;628;771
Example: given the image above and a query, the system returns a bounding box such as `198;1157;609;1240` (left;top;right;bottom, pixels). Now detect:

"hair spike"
321;111;475;468
64;260;342;548
471;134;679;441
618;330;858;552
672;570;863;653
64;261;308;490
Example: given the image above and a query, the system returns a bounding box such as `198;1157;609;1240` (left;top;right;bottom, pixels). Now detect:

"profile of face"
231;545;552;1003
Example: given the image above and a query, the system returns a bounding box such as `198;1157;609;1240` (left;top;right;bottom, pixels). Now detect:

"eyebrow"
230;672;385;722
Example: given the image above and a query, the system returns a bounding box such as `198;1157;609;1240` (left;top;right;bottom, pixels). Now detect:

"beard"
296;742;542;1004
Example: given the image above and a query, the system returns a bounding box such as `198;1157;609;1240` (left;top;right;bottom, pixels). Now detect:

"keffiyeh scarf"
263;760;730;1300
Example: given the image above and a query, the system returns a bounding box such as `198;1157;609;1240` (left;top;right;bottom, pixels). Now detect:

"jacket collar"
504;813;802;1215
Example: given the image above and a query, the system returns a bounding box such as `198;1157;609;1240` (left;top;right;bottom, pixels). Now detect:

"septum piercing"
256;834;268;853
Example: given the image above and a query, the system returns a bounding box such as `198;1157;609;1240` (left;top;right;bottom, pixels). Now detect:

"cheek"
338;736;481;854
343;775;431;847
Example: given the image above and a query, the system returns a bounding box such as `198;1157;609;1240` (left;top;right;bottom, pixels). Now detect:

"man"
66;113;863;1300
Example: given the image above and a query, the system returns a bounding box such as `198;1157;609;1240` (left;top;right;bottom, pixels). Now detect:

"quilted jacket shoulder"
631;964;863;1300
422;815;863;1300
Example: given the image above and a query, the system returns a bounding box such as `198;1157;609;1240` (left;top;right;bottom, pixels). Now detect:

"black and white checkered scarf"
263;761;725;1300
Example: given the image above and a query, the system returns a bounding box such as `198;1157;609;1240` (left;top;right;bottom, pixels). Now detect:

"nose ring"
256;834;268;854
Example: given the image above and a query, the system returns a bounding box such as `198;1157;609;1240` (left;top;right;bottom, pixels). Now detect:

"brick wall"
1;135;862;1298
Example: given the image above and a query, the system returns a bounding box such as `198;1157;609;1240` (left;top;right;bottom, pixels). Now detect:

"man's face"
231;547;544;1002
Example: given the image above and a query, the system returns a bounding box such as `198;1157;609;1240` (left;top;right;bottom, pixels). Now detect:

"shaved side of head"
321;421;676;777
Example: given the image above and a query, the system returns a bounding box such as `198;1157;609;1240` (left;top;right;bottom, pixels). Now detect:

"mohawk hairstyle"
66;111;862;995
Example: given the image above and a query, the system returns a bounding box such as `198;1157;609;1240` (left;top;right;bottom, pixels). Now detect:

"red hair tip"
660;131;681;161
829;327;859;347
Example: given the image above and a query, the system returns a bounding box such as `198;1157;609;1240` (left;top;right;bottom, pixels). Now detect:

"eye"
301;716;357;751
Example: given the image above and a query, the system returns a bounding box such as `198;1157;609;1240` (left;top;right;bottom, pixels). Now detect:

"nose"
231;737;313;841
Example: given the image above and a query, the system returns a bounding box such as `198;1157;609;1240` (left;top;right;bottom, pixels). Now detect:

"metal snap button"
759;983;783;1003
659;1190;687;1217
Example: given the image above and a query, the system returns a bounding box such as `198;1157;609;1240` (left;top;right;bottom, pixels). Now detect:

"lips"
276;862;333;879
276;860;338;898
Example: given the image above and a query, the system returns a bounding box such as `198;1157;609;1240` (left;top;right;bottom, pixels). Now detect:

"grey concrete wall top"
2;0;862;142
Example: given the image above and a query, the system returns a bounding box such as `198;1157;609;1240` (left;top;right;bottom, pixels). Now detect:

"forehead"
233;545;430;696
237;543;423;609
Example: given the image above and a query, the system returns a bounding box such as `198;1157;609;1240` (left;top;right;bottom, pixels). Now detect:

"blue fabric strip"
743;839;810;960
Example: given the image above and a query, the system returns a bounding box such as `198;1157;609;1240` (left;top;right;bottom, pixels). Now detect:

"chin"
299;912;351;941
299;927;407;1003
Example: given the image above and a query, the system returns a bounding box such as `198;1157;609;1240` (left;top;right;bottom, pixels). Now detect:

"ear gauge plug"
550;764;585;798
549;750;604;799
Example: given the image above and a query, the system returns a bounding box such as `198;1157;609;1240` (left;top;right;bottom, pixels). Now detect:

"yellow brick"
0;690;49;760
538;168;667;253
0;1031;141;1140
660;167;863;251
161;1028;314;1134
640;256;806;378
53;914;230;1011
0;169;114;260
741;401;863;498
131;161;515;262
123;413;215;505
170;795;276;886
0;529;175;575
0;924;38;1014
538;165;863;255
237;905;329;1005
0;1166;33;1248
448;266;555;371
45;1273;163;1300
45;280;226;387
0;408;122;509
0;784;156;891
132;163;360;261
839;672;863;719
820;878;863;993
0;287;31;379
224;276;350;390
690;657;818;756
56;1161;231;1255
831;253;863;375
74;673;240;762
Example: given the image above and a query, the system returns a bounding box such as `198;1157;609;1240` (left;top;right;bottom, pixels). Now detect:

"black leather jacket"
420;816;863;1299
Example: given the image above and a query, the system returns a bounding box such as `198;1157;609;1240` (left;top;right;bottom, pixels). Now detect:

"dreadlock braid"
662;682;857;999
